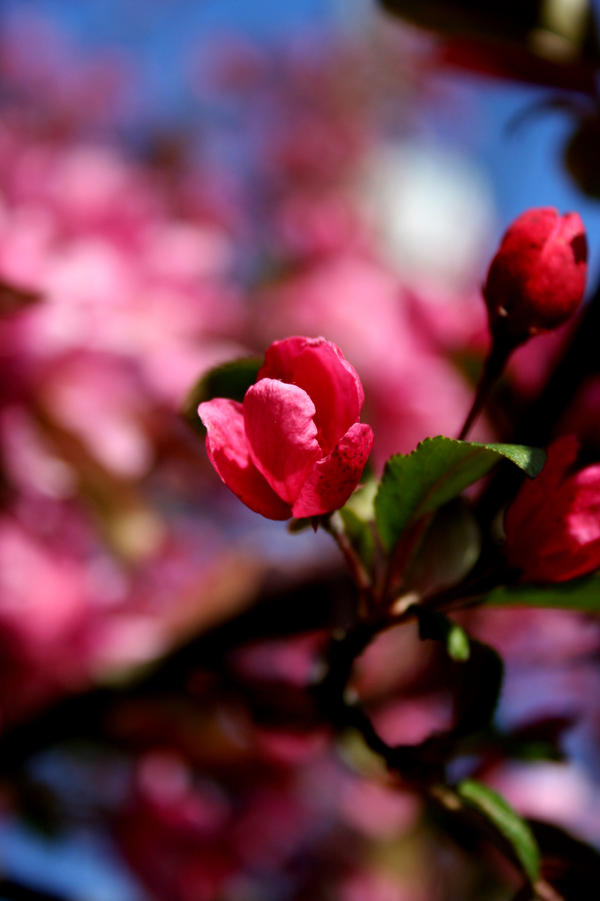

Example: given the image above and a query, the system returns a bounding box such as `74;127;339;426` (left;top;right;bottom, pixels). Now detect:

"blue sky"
4;0;597;267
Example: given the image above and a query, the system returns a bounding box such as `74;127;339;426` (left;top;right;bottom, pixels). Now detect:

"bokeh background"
1;1;600;899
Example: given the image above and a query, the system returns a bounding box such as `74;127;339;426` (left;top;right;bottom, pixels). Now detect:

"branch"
458;338;514;440
313;623;565;901
0;879;74;901
0;570;348;772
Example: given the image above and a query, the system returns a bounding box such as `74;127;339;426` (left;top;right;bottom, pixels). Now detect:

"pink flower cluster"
0;23;257;722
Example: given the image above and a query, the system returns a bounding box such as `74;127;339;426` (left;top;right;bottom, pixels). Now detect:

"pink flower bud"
504;435;600;583
198;336;374;519
483;207;587;342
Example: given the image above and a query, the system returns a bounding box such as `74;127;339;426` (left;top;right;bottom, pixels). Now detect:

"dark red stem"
458;337;515;441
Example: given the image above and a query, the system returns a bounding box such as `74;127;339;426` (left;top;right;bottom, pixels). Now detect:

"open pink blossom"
198;336;373;519
504;435;600;582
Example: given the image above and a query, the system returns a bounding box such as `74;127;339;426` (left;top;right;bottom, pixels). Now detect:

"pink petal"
292;422;374;518
503;434;600;582
504;435;579;543
198;398;291;520
243;378;322;504
517;541;600;583
259;336;364;453
567;464;600;543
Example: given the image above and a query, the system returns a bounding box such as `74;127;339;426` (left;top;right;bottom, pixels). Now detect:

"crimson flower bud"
504;435;600;583
483;207;587;343
198;337;374;520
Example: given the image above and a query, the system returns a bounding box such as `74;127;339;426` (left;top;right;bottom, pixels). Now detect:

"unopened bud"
483;207;587;344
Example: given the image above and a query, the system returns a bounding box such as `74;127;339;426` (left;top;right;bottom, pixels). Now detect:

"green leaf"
182;356;262;434
375;436;544;550
457;779;540;883
407;498;481;596
484;574;600;612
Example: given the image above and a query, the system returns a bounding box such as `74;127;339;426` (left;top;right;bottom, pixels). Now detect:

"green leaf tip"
484;573;600;612
447;623;471;662
375;435;545;550
457;778;540;882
